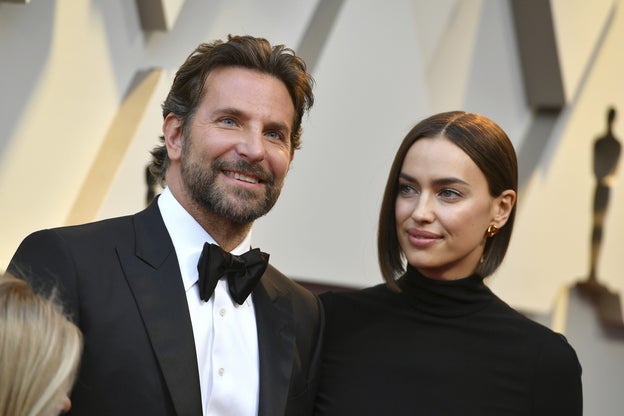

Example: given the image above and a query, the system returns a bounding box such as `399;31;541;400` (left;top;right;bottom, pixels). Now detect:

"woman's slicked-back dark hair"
378;111;518;290
149;34;315;185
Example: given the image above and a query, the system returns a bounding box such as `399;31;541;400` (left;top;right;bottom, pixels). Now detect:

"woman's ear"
163;113;184;162
492;189;516;227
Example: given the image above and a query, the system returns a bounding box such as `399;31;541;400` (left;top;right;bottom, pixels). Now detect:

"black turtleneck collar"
397;265;494;318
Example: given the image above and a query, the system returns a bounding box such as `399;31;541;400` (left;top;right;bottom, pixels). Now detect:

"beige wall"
1;0;623;412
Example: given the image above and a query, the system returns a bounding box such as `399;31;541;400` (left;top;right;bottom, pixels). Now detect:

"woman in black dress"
315;111;582;415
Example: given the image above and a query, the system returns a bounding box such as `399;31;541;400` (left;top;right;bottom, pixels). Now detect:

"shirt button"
218;368;225;376
219;308;226;317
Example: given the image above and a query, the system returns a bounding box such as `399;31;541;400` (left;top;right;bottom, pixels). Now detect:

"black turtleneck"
314;267;582;416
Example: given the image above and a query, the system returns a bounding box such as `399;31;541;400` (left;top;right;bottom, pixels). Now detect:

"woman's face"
395;136;512;280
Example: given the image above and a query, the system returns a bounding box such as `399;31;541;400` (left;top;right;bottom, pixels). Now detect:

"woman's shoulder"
319;283;408;345
320;282;396;307
319;283;401;322
489;296;581;364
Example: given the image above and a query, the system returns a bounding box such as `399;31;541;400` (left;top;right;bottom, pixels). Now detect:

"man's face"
177;66;295;224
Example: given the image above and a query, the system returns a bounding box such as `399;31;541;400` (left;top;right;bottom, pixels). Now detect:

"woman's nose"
411;194;435;222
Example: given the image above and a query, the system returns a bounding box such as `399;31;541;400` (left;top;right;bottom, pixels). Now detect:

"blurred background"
0;0;622;413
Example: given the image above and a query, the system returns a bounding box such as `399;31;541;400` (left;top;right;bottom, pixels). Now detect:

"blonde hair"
0;273;82;416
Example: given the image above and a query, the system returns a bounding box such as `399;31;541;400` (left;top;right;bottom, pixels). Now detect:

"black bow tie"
197;243;269;305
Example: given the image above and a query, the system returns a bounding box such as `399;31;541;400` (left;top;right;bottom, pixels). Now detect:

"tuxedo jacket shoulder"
7;201;324;416
8;203;200;416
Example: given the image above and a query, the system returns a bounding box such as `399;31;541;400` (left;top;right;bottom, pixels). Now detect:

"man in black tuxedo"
7;35;322;416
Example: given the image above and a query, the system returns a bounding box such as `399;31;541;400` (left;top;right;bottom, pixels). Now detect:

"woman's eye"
398;183;416;195
439;189;461;200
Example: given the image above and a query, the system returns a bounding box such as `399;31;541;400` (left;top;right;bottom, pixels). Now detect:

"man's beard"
180;138;283;225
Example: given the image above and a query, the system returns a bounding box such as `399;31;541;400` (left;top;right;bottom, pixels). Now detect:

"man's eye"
220;118;237;126
266;131;284;141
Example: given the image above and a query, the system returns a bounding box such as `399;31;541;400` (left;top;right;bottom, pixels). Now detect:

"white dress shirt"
158;187;260;416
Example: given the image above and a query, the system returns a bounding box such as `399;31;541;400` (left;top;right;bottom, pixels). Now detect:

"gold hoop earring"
486;224;499;238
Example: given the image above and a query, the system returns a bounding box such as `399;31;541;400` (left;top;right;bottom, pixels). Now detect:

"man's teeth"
226;171;259;184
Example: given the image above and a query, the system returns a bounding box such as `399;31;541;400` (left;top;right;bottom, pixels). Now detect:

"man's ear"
163;113;184;161
492;189;516;228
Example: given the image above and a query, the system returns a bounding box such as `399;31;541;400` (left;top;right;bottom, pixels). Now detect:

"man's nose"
236;130;266;163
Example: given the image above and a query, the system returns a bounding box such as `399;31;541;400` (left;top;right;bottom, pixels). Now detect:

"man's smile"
223;170;262;184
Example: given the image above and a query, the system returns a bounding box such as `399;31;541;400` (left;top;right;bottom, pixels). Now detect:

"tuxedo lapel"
254;266;296;416
118;201;202;416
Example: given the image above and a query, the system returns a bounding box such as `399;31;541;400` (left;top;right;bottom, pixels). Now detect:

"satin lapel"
254;266;295;416
118;201;202;416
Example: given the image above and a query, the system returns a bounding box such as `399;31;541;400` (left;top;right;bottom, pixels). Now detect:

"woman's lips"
406;229;442;248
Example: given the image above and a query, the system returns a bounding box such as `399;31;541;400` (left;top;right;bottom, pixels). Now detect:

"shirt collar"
158;187;253;292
